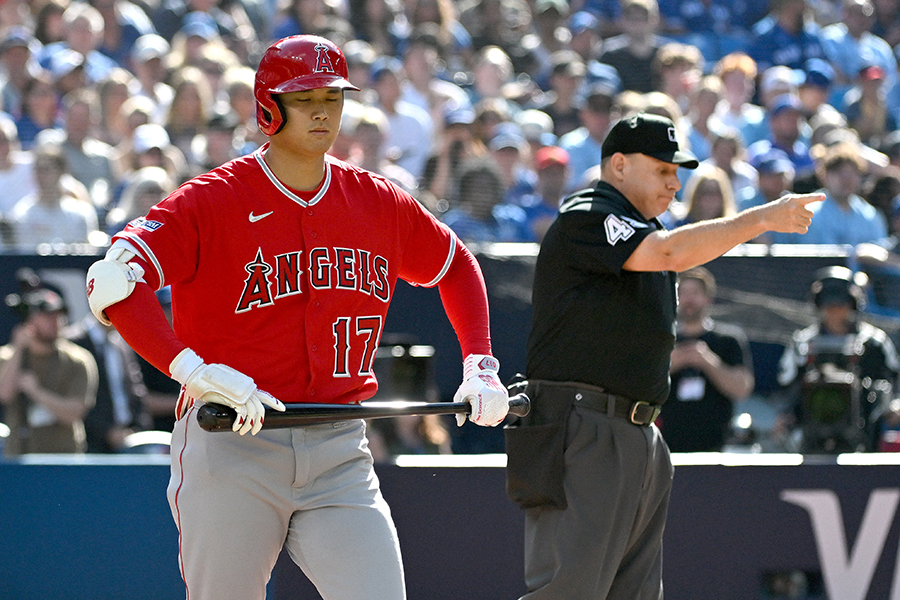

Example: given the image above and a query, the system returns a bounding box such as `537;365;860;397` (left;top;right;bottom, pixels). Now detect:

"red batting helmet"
255;35;360;136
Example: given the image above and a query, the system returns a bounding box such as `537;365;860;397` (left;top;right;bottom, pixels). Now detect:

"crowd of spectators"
4;0;900;455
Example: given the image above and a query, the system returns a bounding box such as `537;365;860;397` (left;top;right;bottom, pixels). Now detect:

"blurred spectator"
658;267;754;452
739;148;798;242
153;1;253;57
10;141;100;251
747;0;826;72
272;0;353;42
0;287;97;456
163;11;225;74
843;64;898;148
871;0;900;47
128;33;174;124
598;0;667;94
685;74;723;163
567;11;602;64
38;2;118;85
820;0;898;106
530;50;587;139
349;104;418;194
519;144;569;241
0;26;40;119
34;0;68;48
862;164;900;223
440;157;530;242
798;58;841;123
457;0;532;70
420;105;486;213
406;0;473;72
112;122;189;202
747;93;816;181
343;39;378;101
704;127;759;203
400;24;471;129
515;108;556;158
90;0;156;69
222;64;259;149
97;68;138;146
194;110;242;171
803;141;889;245
466;45;516;109
674;163;738;226
347;0;410;57
471;97;512;150
105;165;175;233
710;52;766;148
53;89;118;210
14;73;60;150
370;55;434;180
558;80;616;191
164;65;213;170
0;113;36;217
69;310;149;453
652;42;703;116
48;48;89;98
487;122;535;205
659;0;745;38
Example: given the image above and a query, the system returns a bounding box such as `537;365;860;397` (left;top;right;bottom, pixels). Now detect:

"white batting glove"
170;349;285;435
453;354;509;427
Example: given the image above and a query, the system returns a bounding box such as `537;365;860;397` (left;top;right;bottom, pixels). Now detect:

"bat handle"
507;393;530;417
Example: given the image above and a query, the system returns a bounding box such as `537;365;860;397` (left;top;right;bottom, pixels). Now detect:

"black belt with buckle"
533;381;661;426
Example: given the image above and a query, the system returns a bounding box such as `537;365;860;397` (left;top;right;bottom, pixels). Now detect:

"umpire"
507;112;822;599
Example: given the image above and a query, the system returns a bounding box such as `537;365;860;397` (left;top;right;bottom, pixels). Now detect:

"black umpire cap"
601;112;699;169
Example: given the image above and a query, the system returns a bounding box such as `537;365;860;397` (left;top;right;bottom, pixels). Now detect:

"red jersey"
113;147;458;405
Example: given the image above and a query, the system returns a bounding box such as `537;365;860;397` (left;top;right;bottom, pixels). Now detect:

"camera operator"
776;266;899;453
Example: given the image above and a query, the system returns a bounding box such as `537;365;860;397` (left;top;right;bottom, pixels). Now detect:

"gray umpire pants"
520;404;673;600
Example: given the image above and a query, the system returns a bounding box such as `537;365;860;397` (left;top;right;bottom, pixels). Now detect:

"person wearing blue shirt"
747;93;816;181
804;141;888;245
747;0;826;71
820;0;898;109
559;81;615;191
441;158;532;243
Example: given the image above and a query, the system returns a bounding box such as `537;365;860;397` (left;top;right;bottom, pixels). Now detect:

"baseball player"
84;35;510;600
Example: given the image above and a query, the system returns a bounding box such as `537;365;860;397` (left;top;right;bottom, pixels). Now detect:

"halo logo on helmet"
254;35;360;136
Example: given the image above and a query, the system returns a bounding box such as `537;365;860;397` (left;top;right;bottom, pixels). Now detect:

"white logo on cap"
668;127;677;142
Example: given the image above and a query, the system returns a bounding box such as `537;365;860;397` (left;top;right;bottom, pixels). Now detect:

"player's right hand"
170;349;285;435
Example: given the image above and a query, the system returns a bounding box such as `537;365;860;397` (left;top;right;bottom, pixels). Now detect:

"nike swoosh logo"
249;211;273;223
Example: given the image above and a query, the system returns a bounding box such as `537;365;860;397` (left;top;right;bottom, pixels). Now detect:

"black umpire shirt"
526;181;677;405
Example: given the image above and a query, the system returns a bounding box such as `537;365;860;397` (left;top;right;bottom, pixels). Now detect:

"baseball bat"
197;393;531;432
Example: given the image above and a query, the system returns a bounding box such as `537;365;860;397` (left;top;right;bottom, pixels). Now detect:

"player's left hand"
454;354;509;427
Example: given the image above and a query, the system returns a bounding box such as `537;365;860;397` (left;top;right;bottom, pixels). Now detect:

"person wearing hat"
739;148;798;243
843;64;898;146
747;93;816;181
775;265;899;453
129;33;174;124
0;26;40;119
508;112;821;599
37;3;117;85
518;144;570;241
420;102;484;212
0;287;98;456
558;79;616;191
